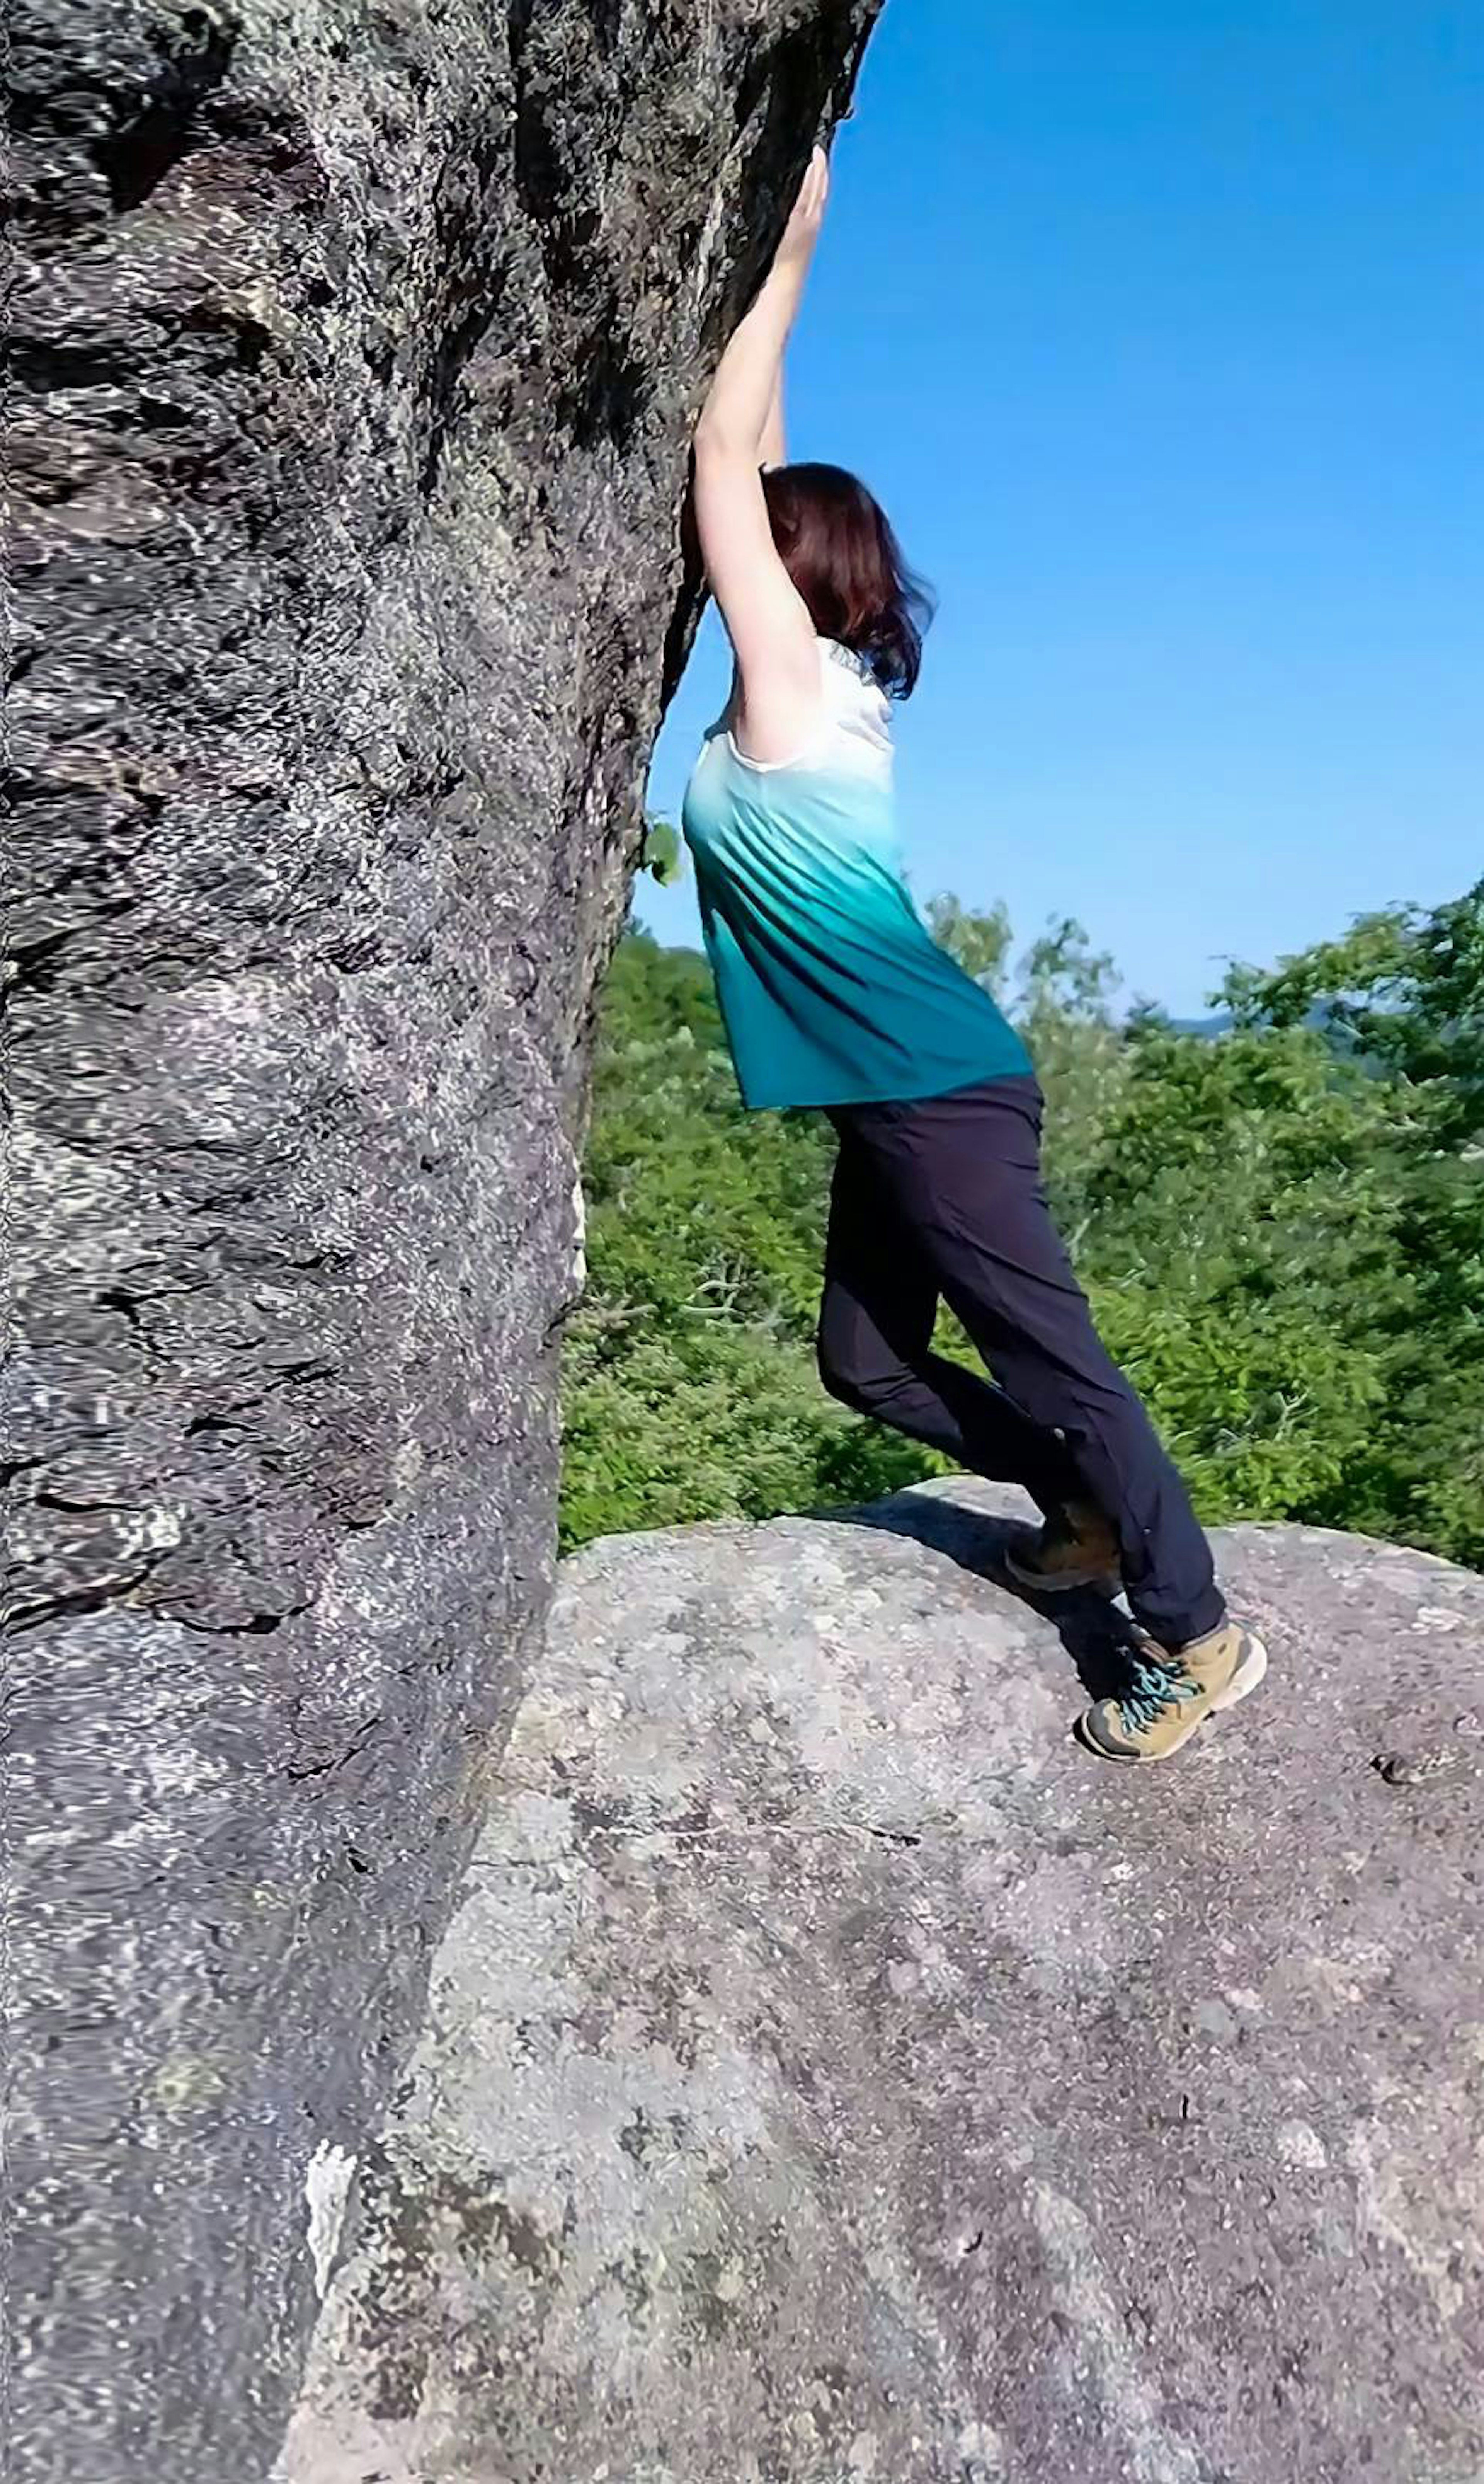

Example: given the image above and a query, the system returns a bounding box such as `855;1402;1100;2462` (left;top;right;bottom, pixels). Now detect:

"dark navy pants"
818;1074;1224;1650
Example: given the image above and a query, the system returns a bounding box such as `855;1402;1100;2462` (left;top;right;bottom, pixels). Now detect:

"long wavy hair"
761;461;933;698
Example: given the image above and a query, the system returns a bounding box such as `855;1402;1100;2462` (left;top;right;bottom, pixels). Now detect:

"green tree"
922;892;1013;994
1223;877;1483;1144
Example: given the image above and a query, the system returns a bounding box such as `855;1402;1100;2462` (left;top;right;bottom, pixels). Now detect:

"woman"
681;150;1266;1763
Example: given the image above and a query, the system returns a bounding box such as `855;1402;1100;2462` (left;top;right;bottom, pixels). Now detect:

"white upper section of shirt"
716;638;894;784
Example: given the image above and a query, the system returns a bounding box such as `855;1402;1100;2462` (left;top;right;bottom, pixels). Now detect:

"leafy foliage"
563;881;1483;1567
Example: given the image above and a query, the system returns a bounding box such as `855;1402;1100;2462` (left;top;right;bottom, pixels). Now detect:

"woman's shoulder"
693;638;893;785
819;637;894;754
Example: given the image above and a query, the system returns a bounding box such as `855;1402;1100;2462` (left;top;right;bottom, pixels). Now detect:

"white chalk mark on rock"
305;2142;357;2301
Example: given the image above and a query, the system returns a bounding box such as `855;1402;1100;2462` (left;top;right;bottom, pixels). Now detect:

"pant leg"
845;1078;1225;1649
817;1116;1085;1514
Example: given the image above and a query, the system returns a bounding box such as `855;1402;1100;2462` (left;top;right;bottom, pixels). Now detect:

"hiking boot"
1005;1501;1122;1595
1077;1619;1268;1763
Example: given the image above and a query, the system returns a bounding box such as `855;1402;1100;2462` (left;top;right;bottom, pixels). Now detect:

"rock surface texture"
6;5;879;2476
281;1482;1484;2484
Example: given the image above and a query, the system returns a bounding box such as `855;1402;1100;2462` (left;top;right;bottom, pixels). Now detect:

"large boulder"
6;5;880;2476
280;1481;1484;2482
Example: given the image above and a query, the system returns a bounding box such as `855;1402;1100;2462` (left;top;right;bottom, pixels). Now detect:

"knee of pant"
816;1332;880;1416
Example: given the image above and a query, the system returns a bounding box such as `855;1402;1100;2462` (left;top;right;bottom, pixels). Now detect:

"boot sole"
1076;1633;1270;1764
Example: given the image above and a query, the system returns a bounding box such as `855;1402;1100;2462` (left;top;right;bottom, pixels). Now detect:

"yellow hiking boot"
1005;1501;1122;1595
1076;1619;1269;1763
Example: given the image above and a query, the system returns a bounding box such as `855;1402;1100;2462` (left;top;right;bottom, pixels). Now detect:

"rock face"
6;6;879;2476
281;1482;1484;2484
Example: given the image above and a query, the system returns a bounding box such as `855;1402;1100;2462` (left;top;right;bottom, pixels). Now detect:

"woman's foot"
1004;1501;1122;1595
1076;1619;1268;1763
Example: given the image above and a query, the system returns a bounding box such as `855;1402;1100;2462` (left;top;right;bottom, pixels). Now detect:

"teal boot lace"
1116;1651;1197;1736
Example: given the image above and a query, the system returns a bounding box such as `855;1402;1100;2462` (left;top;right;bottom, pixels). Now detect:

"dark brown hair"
761;461;933;699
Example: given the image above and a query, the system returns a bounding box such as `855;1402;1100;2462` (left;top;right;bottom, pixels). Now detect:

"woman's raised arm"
691;149;829;762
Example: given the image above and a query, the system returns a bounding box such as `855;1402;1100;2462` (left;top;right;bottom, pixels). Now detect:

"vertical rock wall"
4;3;881;2474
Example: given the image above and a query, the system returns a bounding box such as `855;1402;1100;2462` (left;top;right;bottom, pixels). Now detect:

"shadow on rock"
820;1484;1145;1704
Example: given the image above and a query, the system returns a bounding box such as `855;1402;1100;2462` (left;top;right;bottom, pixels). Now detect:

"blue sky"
640;0;1482;1015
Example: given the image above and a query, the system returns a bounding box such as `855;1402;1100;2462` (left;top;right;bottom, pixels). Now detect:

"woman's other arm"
759;369;786;473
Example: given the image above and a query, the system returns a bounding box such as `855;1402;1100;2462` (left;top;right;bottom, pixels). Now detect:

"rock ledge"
281;1482;1484;2484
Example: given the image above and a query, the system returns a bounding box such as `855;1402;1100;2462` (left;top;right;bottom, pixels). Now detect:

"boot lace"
1116;1651;1197;1736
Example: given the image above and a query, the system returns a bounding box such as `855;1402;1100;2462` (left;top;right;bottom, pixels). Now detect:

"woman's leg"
817;1117;1085;1514
840;1080;1225;1651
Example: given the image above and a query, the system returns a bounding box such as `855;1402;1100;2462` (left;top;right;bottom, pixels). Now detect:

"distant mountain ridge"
1169;1000;1342;1039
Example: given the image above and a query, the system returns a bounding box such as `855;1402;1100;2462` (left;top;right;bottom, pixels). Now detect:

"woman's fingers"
778;145;830;264
803;143;829;221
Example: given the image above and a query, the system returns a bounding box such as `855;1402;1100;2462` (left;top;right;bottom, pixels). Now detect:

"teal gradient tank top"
681;638;1031;1111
